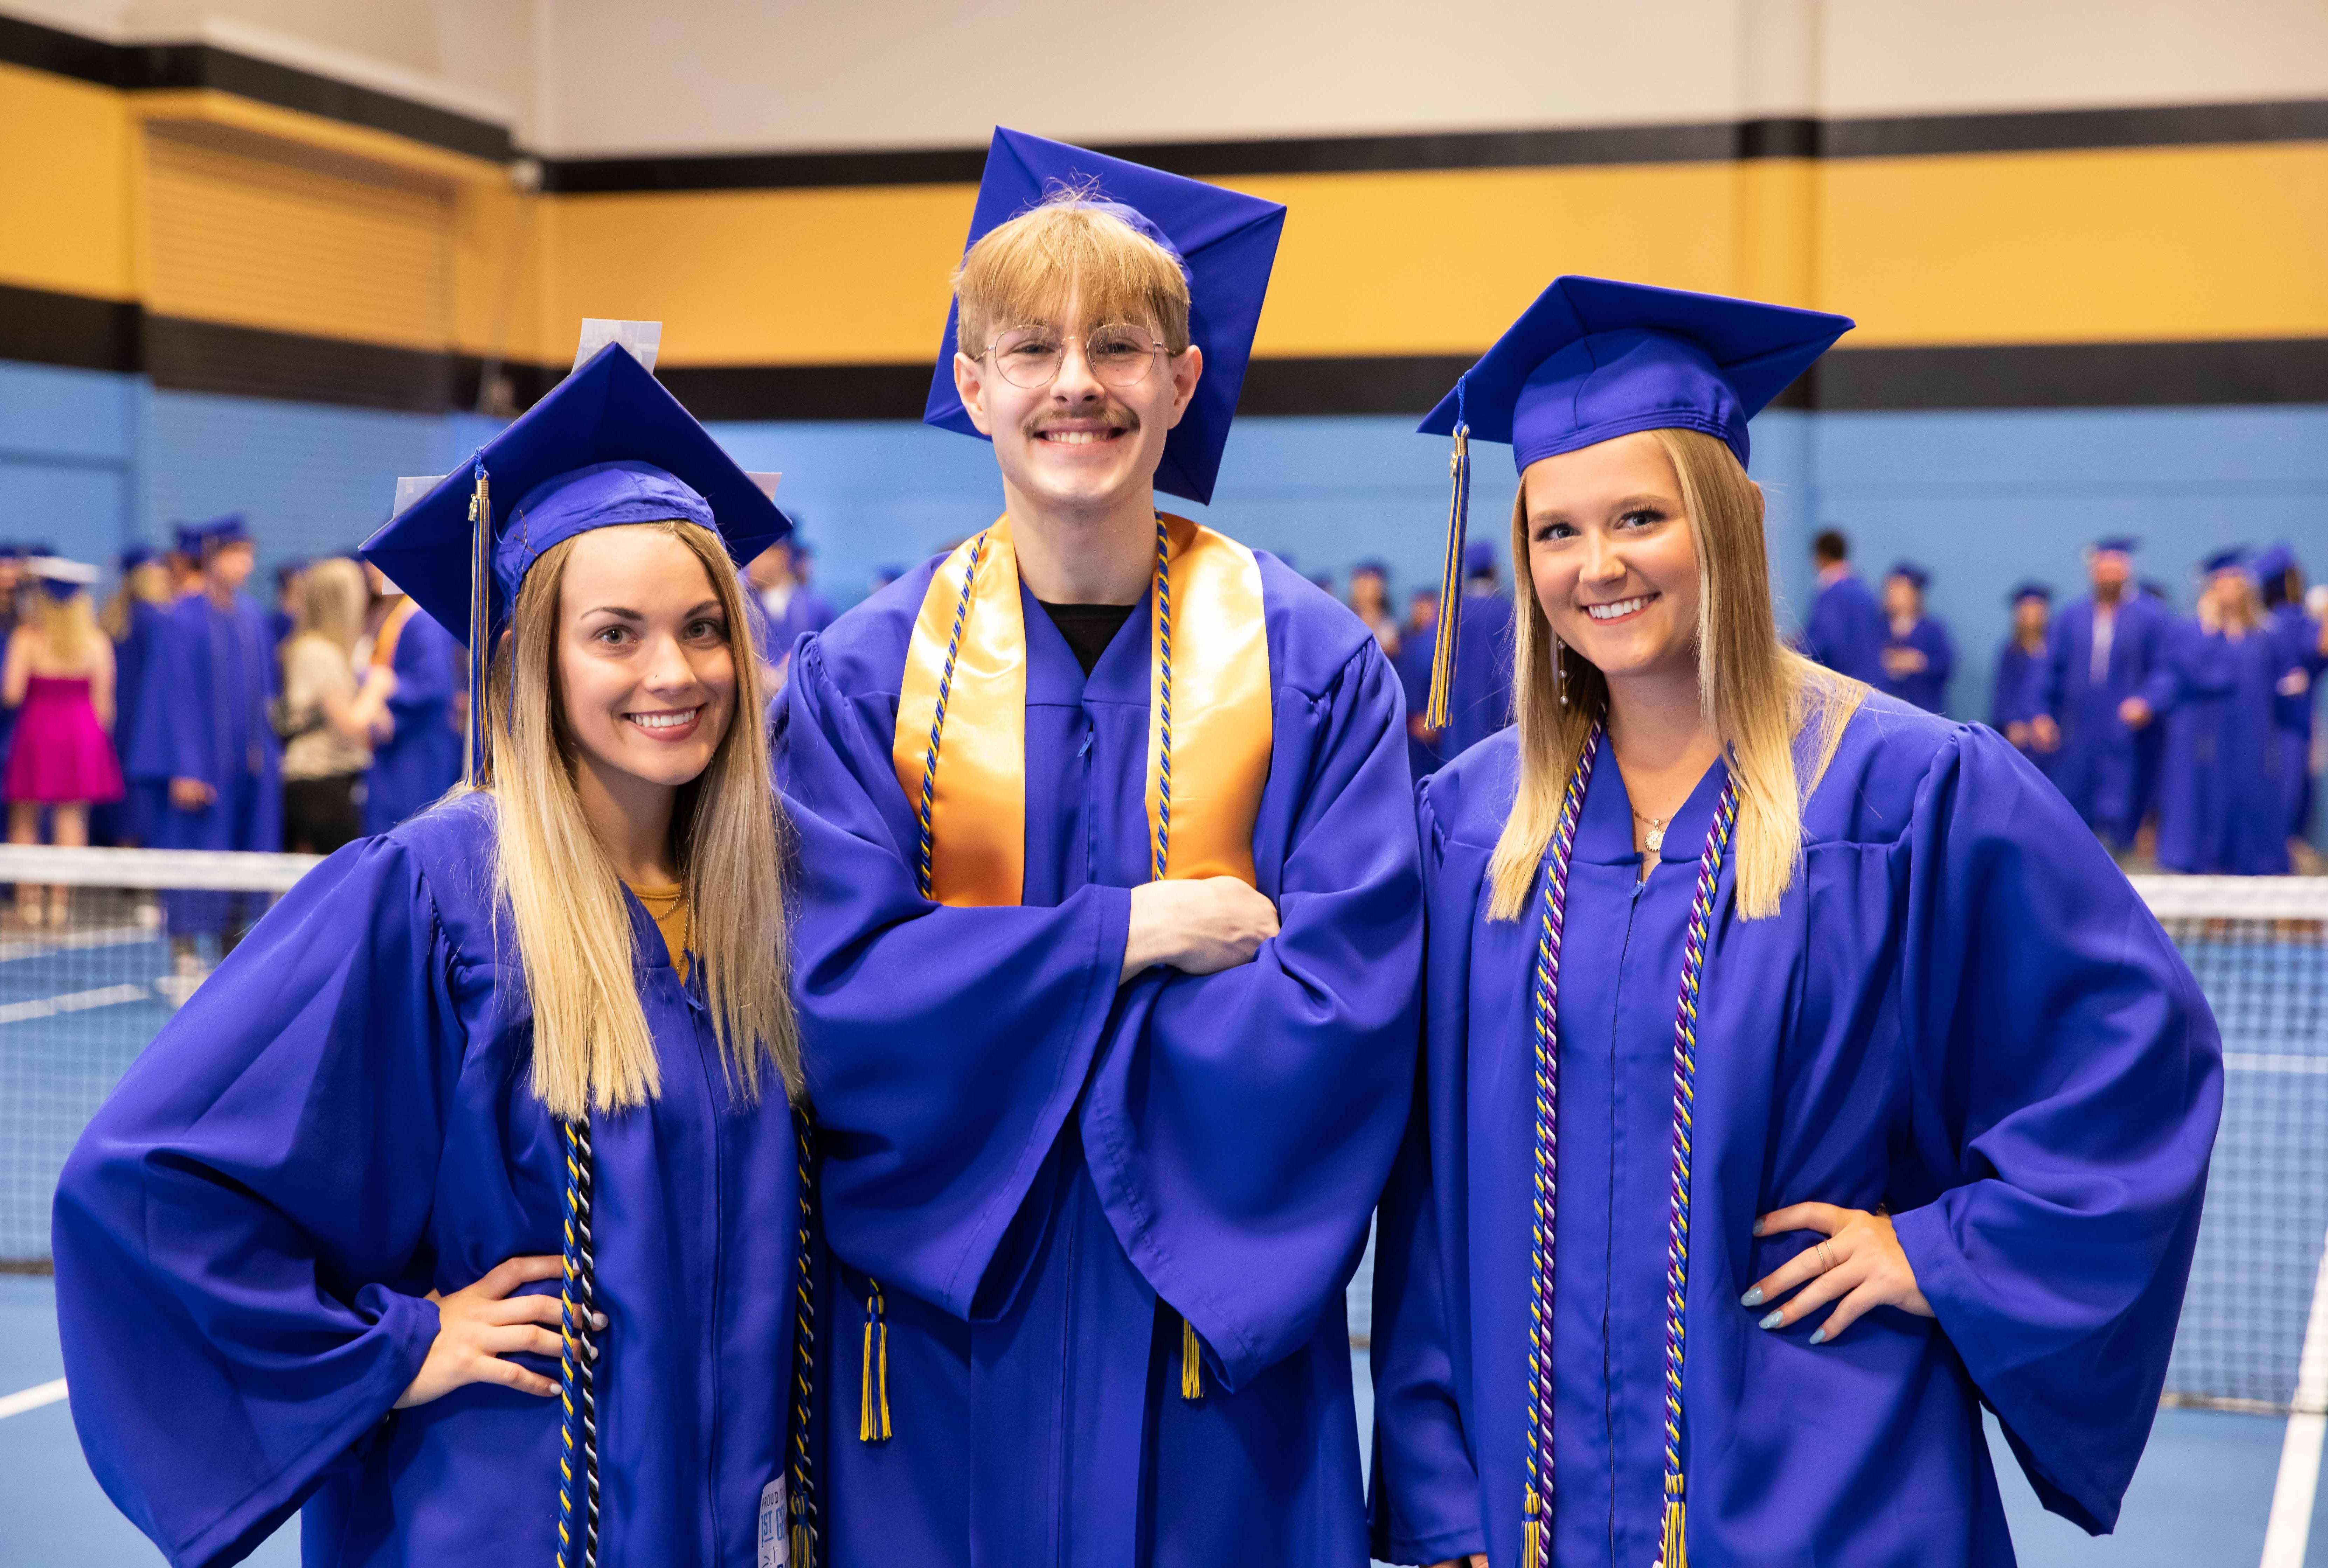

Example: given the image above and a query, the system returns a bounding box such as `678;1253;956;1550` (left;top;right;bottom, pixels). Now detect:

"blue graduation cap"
2008;580;2053;605
119;543;159;573
362;335;792;781
2251;541;2298;582
2090;535;2140;557
1412;275;1852;724
921;127;1286;507
174;515;249;556
1351;558;1390;580
2198;546;2247;577
1886;561;1931;591
1464;542;1499;578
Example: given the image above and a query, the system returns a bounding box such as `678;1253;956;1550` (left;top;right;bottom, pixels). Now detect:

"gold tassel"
859;1287;892;1442
1179;1313;1203;1402
1662;1492;1687;1568
790;1519;812;1568
1423;422;1470;730
1522;1485;1544;1568
462;467;491;787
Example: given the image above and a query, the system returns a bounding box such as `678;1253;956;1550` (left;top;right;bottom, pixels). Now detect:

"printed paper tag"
757;1475;788;1568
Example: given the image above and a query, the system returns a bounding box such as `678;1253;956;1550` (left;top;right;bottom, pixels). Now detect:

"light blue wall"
7;360;2324;734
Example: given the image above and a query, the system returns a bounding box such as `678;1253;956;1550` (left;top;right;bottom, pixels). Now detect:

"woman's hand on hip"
395;1254;589;1408
1741;1203;1932;1345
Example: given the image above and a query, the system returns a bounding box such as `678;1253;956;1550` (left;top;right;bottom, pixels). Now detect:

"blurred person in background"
1877;560;1954;713
126;515;280;978
270;558;306;646
1802;527;1885;684
0;543;27;775
164;527;205;598
1347;558;1400;655
277;558;396;855
2133;549;2299;875
2026;537;2170;852
358;560;463;837
96;543;173;846
1992;582;2057;780
1397;585;1443;779
750;537;834;687
1440;542;1517;760
868;561;908;593
2253;541;2326;860
4;557;124;925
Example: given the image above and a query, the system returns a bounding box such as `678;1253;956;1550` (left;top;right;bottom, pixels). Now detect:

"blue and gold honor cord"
789;1111;822;1565
914;517;1206;1403
1526;727;1739;1568
555;1117;600;1568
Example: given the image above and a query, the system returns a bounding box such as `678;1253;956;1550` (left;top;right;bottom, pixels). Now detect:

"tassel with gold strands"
1662;1482;1688;1568
1423;381;1471;731
463;460;491;786
859;1283;892;1442
1179;1313;1204;1402
1522;1486;1544;1568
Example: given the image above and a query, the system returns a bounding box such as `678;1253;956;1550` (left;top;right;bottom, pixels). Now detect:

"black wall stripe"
4;286;2323;415
0;14;510;161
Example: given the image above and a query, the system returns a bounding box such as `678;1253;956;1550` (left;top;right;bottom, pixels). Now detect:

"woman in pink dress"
5;557;126;925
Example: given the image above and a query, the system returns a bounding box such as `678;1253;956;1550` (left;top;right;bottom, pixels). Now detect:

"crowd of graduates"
1347;527;2328;876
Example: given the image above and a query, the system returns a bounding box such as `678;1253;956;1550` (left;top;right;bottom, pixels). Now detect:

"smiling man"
774;130;1424;1567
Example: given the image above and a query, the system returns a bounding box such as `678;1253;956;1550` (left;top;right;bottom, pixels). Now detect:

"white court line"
2260;1226;2328;1568
0;1377;67;1420
0;983;151;1026
2226;1053;2328;1075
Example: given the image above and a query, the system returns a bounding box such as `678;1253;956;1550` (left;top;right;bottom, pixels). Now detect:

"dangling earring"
1553;635;1568;706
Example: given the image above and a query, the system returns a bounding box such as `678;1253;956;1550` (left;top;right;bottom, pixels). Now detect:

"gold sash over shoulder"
891;514;1274;906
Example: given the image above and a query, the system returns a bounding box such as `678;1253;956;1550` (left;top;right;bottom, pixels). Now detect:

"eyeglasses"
976;323;1172;391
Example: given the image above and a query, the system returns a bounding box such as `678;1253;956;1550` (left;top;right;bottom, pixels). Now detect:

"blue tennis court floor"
4;1273;2320;1567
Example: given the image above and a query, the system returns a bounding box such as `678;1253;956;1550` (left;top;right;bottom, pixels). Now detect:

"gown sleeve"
1889;725;2222;1534
1366;780;1486;1566
387;613;456;727
125;605;199;785
51;835;462;1568
1080;638;1423;1389
774;639;1135;1319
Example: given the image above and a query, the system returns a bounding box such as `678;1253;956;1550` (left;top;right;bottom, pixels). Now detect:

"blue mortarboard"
2091;535;2140;556
922;127;1286;507
119;543;158;572
2008;580;2053;605
2199;546;2247;577
2251;541;2298;582
1464;543;1499;578
0;543;20;562
362;337;791;781
1886;560;1930;591
191;515;249;553
1411;276;1851;725
1351;558;1390;579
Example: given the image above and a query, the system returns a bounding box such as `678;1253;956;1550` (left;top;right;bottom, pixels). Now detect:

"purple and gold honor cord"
1525;727;1739;1568
556;1118;600;1568
914;519;1207;1401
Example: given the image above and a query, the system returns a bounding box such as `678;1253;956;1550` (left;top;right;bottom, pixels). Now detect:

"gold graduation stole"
891;513;1274;906
883;511;1274;1416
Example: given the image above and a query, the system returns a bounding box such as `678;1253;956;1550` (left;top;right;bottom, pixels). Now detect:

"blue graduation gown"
1879;614;1955;713
1394;632;1443;781
774;552;1422;1568
2023;595;2169;846
758;587;836;669
1441;591;1517;762
52;794;800;1568
2149;619;2298;875
1803;573;1886;684
125;591;283;928
1370;699;2219;1568
364;608;463;836
1990;638;2056;781
2267;603;2324;838
105;596;171;843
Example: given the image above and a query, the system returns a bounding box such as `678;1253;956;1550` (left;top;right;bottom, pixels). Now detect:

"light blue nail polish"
1740;1288;1764;1307
1758;1310;1782;1330
1809;1329;1827;1346
1752;1217;1765;1236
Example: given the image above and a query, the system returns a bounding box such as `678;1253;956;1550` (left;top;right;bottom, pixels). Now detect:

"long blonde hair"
482;519;800;1120
292;557;367;657
30;585;100;667
1485;428;1862;922
100;560;173;640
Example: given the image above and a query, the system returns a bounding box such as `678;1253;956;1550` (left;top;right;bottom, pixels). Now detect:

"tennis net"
0;847;2321;1419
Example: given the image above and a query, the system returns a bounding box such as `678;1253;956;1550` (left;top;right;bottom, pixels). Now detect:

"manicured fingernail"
1758;1310;1782;1330
1808;1329;1827;1346
1752;1217;1765;1236
1740;1288;1764;1307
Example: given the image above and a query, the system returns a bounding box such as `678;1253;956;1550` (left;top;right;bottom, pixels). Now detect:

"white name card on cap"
575;319;663;373
393;476;447;518
746;473;783;499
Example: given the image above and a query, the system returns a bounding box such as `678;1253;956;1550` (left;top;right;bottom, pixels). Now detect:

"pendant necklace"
1631;807;1668;854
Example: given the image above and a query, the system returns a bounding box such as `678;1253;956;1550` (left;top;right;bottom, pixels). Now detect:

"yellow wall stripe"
0;62;133;302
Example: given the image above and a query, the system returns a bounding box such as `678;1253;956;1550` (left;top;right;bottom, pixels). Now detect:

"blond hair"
1485;428;1862;922
100;560;173;640
480;520;799;1120
954;189;1191;355
30;585;99;667
292;557;367;656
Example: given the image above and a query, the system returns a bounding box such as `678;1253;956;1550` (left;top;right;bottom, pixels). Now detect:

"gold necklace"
1631;807;1667;854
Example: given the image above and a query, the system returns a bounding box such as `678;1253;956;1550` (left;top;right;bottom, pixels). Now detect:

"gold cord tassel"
1179;1313;1203;1402
1522;1485;1544;1568
1423;423;1470;730
791;1518;812;1568
1662;1490;1687;1568
859;1287;891;1442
